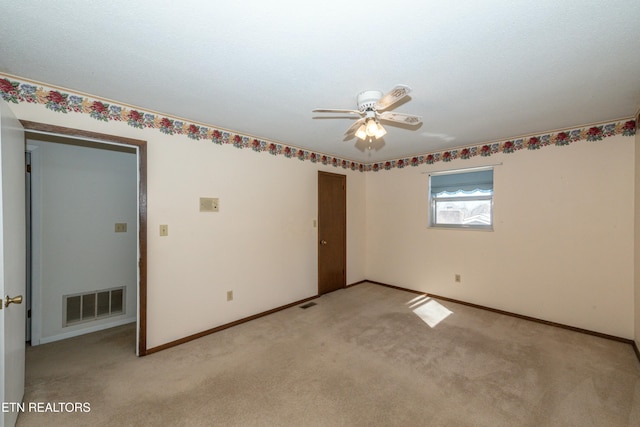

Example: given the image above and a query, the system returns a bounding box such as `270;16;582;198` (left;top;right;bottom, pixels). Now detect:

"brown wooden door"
318;171;346;294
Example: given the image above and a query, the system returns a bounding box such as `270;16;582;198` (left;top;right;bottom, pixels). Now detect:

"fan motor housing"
357;90;383;112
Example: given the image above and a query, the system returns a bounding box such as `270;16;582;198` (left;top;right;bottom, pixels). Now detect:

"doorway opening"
21;121;147;356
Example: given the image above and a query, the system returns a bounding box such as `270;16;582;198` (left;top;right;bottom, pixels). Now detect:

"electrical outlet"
160;224;169;236
114;223;127;233
227;290;233;301
455;274;461;283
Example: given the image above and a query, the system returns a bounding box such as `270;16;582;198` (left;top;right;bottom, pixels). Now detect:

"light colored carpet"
17;282;640;426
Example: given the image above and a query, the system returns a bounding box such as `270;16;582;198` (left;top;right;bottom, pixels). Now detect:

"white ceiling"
1;1;639;163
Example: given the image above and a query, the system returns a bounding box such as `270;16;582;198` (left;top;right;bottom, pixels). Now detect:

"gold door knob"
5;295;23;308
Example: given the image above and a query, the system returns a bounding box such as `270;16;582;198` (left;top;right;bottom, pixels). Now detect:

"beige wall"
366;135;635;338
8;101;367;349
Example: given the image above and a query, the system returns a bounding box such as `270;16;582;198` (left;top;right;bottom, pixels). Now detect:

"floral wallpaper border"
0;75;636;173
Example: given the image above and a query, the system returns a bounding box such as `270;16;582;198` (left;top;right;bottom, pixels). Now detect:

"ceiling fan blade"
379;111;422;125
312;108;362;115
375;85;412;111
344;118;365;135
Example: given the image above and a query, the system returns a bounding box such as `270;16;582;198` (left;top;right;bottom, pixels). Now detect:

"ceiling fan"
312;84;422;141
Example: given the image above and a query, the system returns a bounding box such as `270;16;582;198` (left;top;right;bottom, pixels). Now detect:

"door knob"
5;295;23;308
320;240;328;245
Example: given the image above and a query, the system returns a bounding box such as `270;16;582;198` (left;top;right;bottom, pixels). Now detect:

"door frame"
25;145;37;344
20;121;149;356
317;171;347;295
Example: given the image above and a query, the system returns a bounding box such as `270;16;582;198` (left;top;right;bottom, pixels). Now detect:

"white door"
0;101;26;427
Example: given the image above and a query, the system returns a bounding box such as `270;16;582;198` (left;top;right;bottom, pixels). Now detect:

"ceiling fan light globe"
374;123;387;139
365;119;378;137
355;124;367;140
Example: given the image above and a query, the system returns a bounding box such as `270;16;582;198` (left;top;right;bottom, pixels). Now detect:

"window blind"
430;170;493;195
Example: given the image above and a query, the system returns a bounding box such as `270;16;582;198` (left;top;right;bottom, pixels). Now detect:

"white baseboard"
35;317;136;345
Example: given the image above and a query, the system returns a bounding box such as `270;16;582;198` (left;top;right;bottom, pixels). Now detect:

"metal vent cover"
64;287;125;326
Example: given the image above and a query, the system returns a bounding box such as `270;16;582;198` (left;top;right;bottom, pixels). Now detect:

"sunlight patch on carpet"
409;296;453;328
407;294;429;308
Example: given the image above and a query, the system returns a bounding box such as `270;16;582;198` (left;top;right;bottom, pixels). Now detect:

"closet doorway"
22;121;147;356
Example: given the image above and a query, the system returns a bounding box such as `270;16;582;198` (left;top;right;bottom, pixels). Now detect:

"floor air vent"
64;287;125;326
300;302;317;309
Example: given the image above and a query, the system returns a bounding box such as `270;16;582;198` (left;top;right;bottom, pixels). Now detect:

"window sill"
428;225;494;231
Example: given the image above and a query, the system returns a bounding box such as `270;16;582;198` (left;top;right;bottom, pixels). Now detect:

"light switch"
200;197;219;212
160;224;168;236
115;223;127;233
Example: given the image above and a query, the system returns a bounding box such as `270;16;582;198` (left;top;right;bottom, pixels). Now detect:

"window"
429;168;493;230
